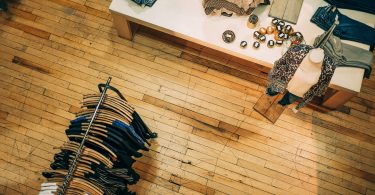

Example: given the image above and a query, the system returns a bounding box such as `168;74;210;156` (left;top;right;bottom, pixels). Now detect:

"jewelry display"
240;41;248;48
267;40;275;48
247;14;259;29
266;26;275;34
259;35;266;42
259;27;267;35
271;18;279;26
222;30;236;43
253;31;261;39
276;40;283;45
253;41;260;48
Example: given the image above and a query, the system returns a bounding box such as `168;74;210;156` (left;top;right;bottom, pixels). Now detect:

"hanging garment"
267;44;336;110
203;0;269;16
40;83;157;195
311;5;375;46
324;0;375;15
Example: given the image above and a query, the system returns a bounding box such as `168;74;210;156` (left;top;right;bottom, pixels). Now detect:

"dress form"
287;48;324;113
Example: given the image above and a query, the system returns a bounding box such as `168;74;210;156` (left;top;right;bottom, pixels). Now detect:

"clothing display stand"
254;17;340;123
254;93;285;123
59;77;112;195
39;77;157;195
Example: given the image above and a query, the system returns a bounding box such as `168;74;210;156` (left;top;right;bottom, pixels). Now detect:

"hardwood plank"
0;20;50;39
1;0;375;194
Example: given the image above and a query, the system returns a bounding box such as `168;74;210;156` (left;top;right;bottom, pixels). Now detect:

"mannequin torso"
287;48;324;97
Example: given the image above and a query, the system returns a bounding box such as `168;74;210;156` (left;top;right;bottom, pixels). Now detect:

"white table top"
110;0;375;92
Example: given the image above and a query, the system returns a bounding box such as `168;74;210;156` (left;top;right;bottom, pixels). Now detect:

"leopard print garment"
267;44;336;110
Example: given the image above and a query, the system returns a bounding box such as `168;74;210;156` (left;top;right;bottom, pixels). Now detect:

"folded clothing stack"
132;0;157;7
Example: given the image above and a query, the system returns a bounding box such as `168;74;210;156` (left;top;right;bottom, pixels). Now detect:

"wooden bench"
109;0;374;109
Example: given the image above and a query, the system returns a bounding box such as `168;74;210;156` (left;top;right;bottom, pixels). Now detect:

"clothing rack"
59;77;112;195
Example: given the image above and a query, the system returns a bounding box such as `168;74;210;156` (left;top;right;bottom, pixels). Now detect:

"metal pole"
59;77;112;195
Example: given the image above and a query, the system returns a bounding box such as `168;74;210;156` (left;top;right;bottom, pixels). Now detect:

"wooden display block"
254;93;286;123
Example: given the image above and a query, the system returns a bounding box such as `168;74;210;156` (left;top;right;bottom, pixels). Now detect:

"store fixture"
39;77;157;195
253;17;340;123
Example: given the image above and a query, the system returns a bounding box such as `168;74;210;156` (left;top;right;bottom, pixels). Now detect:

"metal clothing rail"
58;77;112;195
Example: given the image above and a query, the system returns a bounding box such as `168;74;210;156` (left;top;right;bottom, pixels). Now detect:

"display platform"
109;0;375;109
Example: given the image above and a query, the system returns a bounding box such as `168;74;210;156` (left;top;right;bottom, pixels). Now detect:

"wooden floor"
1;0;375;194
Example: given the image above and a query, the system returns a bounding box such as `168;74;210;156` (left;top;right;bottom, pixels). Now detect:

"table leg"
322;89;356;109
111;12;134;40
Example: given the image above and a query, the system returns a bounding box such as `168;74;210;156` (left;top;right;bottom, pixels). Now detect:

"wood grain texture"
253;93;286;123
0;0;375;195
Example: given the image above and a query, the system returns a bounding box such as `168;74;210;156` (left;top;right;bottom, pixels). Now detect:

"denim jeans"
311;6;375;46
325;0;375;15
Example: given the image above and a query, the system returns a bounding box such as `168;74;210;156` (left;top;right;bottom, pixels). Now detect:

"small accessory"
253;41;260;48
222;30;235;43
247;14;258;29
276;25;283;32
276;40;283;45
240;41;248;48
290;32;304;45
253;31;261;39
259;35;266;42
283;33;289;40
283;25;292;34
266;26;275;34
272;18;279;26
294;32;303;39
259;27;267;35
278;21;285;27
278;32;285;39
267;40;275;48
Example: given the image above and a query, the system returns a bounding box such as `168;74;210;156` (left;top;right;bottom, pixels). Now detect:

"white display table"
109;0;374;109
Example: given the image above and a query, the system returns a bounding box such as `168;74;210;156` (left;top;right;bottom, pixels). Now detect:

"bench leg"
322;89;356;109
111;12;133;40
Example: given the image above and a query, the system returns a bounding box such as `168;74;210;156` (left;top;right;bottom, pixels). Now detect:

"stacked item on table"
203;0;270;16
39;81;157;195
131;0;157;7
